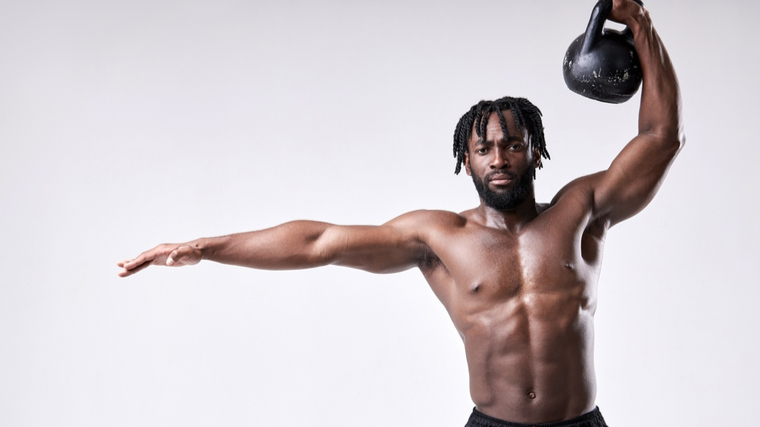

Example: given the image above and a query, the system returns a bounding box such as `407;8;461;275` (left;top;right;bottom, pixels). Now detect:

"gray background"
2;0;758;426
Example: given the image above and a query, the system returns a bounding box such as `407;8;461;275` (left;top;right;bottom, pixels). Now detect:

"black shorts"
465;407;608;427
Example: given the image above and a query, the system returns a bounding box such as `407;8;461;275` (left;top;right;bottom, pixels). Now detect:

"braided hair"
453;96;550;177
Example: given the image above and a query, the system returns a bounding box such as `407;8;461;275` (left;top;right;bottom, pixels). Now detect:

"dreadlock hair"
452;96;550;178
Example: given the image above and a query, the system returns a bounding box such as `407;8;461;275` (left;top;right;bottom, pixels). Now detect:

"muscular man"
117;0;683;425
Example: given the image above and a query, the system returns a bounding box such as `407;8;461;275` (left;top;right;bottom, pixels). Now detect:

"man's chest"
422;223;602;310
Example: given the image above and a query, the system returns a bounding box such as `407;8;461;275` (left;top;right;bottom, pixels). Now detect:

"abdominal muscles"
459;289;597;423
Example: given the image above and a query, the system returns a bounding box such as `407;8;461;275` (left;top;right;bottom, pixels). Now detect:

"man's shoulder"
540;172;613;234
390;209;468;229
548;172;605;208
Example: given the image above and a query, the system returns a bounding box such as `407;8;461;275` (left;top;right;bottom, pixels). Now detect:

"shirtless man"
117;0;683;425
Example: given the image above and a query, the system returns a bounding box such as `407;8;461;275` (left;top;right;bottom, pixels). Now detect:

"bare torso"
419;181;606;423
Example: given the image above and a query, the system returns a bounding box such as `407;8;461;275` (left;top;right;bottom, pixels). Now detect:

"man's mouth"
487;172;516;186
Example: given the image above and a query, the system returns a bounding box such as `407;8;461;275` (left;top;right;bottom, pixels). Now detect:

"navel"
470;283;481;293
527;391;536;399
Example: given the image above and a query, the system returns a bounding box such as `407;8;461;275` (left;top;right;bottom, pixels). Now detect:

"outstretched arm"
117;212;430;278
592;0;685;226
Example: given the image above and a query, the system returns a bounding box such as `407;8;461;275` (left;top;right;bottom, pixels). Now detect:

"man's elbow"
668;119;686;150
669;130;686;159
651;129;685;158
665;134;685;164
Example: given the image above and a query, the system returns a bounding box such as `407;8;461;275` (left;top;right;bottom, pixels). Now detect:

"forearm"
627;10;683;142
193;221;333;270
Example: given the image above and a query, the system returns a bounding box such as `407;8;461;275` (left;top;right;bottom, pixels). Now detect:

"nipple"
563;261;574;270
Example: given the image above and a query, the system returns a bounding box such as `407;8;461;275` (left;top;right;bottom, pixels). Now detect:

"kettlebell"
563;0;643;103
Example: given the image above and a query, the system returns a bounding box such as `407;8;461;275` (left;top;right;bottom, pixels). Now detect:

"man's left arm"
593;0;685;227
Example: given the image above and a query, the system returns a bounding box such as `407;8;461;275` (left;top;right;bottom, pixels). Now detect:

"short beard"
472;165;535;210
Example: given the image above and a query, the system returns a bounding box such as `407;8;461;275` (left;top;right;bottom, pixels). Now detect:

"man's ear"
464;151;472;176
528;134;542;170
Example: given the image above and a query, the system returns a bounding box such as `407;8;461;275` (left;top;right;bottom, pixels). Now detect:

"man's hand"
607;0;647;29
117;244;201;278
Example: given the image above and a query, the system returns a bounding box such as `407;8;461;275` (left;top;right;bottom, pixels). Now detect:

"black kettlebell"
563;0;644;103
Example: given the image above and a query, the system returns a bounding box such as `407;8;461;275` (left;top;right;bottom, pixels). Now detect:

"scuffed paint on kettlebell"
563;0;644;104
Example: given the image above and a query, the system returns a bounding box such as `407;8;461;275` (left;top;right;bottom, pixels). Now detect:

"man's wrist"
627;9;651;40
191;237;224;261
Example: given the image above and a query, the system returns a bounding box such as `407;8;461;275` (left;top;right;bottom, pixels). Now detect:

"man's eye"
477;148;489;154
511;144;523;150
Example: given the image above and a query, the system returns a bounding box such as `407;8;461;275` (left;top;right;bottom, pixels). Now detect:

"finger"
124;251;156;270
123;260;141;270
117;258;135;268
123;258;149;273
118;261;151;277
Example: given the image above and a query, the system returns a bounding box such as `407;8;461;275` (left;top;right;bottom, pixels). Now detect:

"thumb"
167;245;199;267
166;249;179;266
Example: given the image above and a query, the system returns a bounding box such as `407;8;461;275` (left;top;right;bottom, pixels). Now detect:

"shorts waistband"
465;406;607;427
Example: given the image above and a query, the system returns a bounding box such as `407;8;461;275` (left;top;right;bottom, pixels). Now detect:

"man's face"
464;110;541;210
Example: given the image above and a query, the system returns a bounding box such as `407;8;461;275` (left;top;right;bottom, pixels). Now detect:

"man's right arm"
117;212;433;278
586;0;685;227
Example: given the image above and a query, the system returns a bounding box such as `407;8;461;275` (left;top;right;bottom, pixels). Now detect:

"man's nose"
489;148;510;169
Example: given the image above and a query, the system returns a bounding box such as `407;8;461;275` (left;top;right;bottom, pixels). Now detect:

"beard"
471;165;535;210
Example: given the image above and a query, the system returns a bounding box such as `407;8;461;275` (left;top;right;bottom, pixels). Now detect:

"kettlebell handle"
581;0;644;55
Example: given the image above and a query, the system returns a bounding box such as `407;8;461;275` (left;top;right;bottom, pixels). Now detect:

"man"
118;0;683;425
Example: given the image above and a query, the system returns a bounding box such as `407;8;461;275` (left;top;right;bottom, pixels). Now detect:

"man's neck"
476;197;539;232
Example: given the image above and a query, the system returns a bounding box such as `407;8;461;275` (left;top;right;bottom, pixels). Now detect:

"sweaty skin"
117;0;683;424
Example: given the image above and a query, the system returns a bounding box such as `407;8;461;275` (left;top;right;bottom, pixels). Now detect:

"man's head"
452;97;550;209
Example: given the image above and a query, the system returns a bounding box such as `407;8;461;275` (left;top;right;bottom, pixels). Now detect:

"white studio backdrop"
1;0;758;426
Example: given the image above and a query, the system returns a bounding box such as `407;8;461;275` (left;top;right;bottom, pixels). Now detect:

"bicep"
593;133;682;226
315;215;428;274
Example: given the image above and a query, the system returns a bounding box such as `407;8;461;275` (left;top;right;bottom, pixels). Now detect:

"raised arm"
117;212;432;278
592;0;685;226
